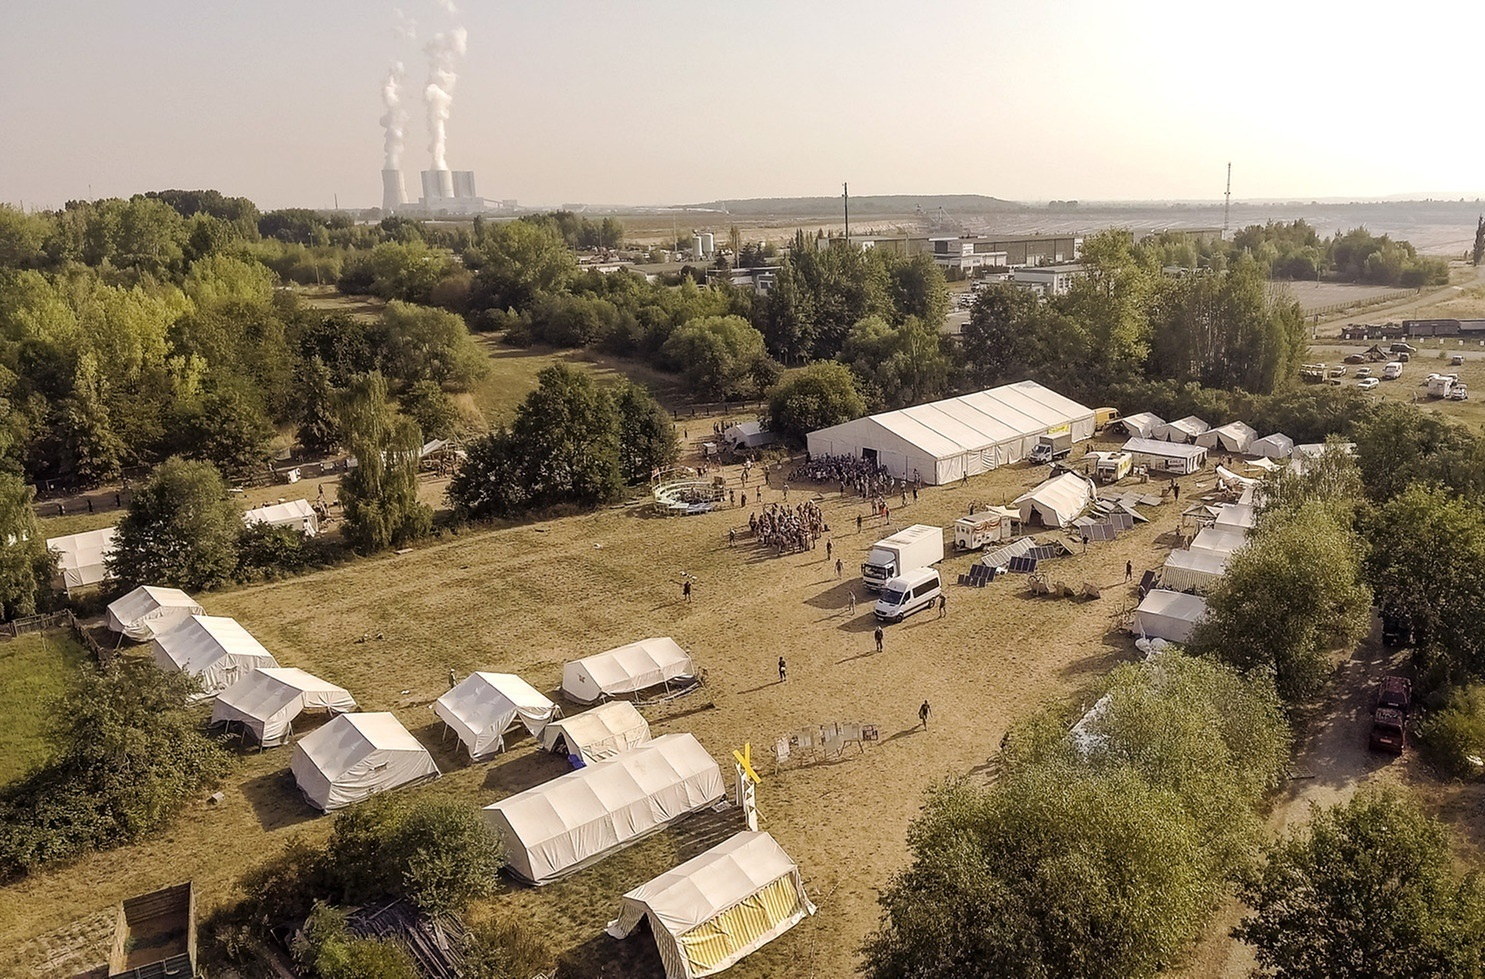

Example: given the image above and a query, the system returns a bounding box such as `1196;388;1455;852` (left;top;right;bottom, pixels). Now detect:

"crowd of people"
748;500;828;555
790;454;907;500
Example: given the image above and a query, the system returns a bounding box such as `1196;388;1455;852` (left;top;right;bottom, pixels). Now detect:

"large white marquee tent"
106;586;204;642
606;832;817;979
804;381;1096;485
151;615;280;700
1118;412;1165;439
1133;590;1208;643
242;499;319;536
1250;433;1295;459
212;667;356;747
433;672;557;760
1190;527;1248;558
563;637;697;705
1013;472;1095;528
47;527;116;593
291;712;439;811
541;701;652;768
484;733;725;884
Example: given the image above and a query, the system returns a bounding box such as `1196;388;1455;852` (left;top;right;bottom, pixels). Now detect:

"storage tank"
700;232;715;256
692;234;704;261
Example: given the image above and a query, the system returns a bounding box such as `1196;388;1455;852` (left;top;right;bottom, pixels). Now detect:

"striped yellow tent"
605;832;816;978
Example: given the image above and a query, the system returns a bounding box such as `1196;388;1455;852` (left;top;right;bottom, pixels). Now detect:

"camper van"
953;511;1015;551
873;567;943;623
1092;451;1133;484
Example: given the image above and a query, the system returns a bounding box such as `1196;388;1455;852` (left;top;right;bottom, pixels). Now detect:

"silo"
692;234;704;261
701;232;715;256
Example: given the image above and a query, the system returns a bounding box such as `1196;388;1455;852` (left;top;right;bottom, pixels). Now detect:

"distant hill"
673;194;1023;217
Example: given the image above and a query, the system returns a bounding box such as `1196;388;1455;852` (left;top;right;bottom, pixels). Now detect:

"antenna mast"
843;182;850;242
1223;162;1232;238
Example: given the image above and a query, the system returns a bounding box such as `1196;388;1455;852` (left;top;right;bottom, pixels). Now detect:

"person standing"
826;539;833;561
874;625;884;653
938;593;947;618
778;657;787;683
835;558;843;578
1125;560;1133;582
848;591;857;615
918;700;931;729
856;513;863;534
682;580;693;603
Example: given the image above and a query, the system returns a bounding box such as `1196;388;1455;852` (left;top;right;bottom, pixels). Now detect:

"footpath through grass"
0;631;89;785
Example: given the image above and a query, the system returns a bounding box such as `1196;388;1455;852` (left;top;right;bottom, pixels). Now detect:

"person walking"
856;514;863;534
918;700;931;729
826;539;833;561
1125;560;1133;582
938;593;947;618
1173;481;1181;502
848;591;857;615
835;558;843;578
778;657;787;683
874;625;884;653
682;580;693;603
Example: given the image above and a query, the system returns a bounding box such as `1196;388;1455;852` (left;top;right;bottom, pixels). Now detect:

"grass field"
1307;338;1485;429
0;436;1206;978
0;632;88;786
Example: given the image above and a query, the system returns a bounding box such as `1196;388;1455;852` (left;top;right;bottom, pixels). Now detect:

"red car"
1369;676;1412;754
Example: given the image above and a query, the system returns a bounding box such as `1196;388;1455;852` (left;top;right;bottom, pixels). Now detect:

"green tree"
766;362;866;443
172;386;275;478
1189;501;1370;701
398;379;461;441
0;472;53;620
374;301;488;393
336;372;431;553
660;315;773;398
468;220;577;312
1234;791;1485;978
1352;402;1485;501
961;284;1040;387
613;382;678;483
1473;215;1484;266
297;356;341;455
57;353;124;486
293;904;420;979
0;205;49;268
838;315;952;409
108;456;242;590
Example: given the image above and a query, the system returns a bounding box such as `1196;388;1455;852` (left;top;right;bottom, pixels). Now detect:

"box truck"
861;524;945;592
1029;432;1073;464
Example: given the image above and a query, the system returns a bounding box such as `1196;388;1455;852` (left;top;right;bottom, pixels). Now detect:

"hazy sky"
3;0;1481;210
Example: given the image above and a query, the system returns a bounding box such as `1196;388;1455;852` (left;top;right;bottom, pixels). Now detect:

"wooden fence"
0;609;113;664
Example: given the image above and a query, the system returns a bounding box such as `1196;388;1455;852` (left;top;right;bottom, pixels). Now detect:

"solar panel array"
1007;555;1039;573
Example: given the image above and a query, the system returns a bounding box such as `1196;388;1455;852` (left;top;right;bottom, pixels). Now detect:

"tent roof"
242;499;315;527
436;672;554;731
810;380;1094;458
1190;527;1248;556
1014;472;1093;523
488;733;717;848
1122;437;1207;461
1251;432;1294;450
1136;589;1208;623
46;526;117;578
215;667;352;724
618;832;801;937
1197;421;1258;447
297;712;426;780
725;422;767;437
1120;411;1165;434
107;586;200;624
568;637;694;697
1213;503;1257;530
543;701;648;752
1164;548;1229;577
153;615;276;674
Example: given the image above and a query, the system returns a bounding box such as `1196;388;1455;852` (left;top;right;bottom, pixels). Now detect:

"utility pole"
1223;162;1231;239
843;182;850;244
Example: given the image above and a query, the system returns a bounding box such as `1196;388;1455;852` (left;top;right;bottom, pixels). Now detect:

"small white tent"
291;712;439;811
606;832;817;979
1012;472;1094;528
1118;412;1165;439
106;586;204;642
47;526;116;593
1250;433;1295;459
563;637;697;705
1133;589;1208;642
1161;548;1229;593
722;422;778;450
1122;437;1208;475
541;701;651;768
484;733;725;884
1195;421;1258;454
433;672;558;760
1212;503;1257;533
1189;527;1248;558
1155;416;1210;443
242;499;319;536
212;667;356;747
151;615;280;700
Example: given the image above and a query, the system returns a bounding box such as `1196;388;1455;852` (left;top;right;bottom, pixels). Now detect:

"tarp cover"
1133;589;1208;642
212;667;356;747
485;733;725;885
1250;433;1295;459
291;712;439;811
541;701;651;767
106;585;204;641
150;615;280;700
563;637;696;705
723;422;778;448
1161;548;1229;593
433;672;557;760
1189;527;1248;558
242;499;319;536
1118;412;1165;438
1195;421;1258;453
1213;503;1257;532
1013;472;1094;528
606;832;817;979
46;526;116;592
1155;416;1210;442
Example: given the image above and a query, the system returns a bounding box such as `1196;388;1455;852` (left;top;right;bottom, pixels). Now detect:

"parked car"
1382;362;1403;380
1343;353;1368;365
1369;675;1413;754
1450;353;1466;366
1328;365;1347;377
1357;377;1379;391
1391;342;1416;353
1398;351;1411;362
1355;367;1374;378
1449;384;1470;401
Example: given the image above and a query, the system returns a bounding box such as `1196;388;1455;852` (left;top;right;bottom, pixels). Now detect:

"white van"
874;567;943;623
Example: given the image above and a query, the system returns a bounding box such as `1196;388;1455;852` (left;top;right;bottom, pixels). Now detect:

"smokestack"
382;169;407;213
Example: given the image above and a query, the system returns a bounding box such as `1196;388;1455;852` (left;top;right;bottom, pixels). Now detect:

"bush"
1418;684;1485;779
766;362;866;443
235;522;319;582
292;904;419;979
461;914;556;979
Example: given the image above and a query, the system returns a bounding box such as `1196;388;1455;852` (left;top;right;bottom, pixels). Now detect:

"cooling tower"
452;171;477;198
381;169;407;213
420;169;456;202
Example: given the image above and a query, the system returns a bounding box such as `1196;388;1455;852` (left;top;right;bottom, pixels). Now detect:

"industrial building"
829;232;1082;268
1008;263;1087;295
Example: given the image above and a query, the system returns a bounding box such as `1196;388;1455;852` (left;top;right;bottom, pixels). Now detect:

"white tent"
1154;416;1210;443
1122;437;1208;475
484;733;725;885
106;586;204;642
211;667;356;747
291;712;439;811
151;615;280;701
805;380;1096;485
1012;472;1094;528
1118;412;1165;438
1212;503;1257;533
47;526;116;593
606;832;817;979
541;701;651;767
242;499;319;536
1161;548;1229;593
1291;441;1356;474
1133;589;1208;642
722;422;778;450
433;672;558;760
1247;456;1281;472
1250;433;1295;459
1195;421;1258;454
1190;527;1248;558
563;637;697;706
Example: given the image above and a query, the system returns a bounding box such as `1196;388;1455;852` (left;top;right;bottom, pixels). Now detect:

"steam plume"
379;63;407;169
423;26;467;172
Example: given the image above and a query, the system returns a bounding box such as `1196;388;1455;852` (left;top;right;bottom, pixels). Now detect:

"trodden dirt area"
5;443;1222;978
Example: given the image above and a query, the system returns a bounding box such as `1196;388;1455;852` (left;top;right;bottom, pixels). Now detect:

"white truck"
1029;431;1073;464
861;524;945;592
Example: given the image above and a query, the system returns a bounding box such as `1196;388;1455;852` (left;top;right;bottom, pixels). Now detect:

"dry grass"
1307;338;1485;429
0;437;1200;978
